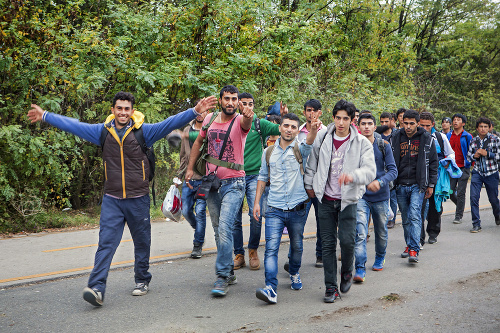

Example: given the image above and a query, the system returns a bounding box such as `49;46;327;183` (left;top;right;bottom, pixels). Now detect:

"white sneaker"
132;282;149;296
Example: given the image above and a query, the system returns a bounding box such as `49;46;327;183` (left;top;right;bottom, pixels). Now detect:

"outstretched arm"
28;104;103;145
143;96;218;147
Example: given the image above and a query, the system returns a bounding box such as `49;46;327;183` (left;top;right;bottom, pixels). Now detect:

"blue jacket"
446;130;473;168
363;135;398;203
42;108;198;148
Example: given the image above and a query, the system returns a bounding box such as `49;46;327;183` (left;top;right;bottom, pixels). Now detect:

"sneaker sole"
353;276;365;282
401;254;409;258
256;290;277;304
211;289;228;297
408;258;419;263
372;267;383;271
470;230;481;233
132;290;148;296
83;288;103;306
453;220;462;224
191;254;202;259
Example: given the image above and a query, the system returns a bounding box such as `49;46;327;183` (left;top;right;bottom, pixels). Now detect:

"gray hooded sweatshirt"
304;124;377;211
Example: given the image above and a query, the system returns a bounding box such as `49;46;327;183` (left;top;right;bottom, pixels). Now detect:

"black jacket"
390;127;438;191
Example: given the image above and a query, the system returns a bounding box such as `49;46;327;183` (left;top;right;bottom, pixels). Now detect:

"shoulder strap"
376;137;386;160
293;143;305;175
133;126;148;153
266;145;276;179
254;117;264;148
435;131;444;153
100;123;111;150
205;115;243;172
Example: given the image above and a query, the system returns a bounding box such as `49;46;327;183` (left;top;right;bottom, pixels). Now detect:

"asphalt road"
1;211;500;333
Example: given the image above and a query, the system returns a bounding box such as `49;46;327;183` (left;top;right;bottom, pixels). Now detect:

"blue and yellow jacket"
42;108;198;198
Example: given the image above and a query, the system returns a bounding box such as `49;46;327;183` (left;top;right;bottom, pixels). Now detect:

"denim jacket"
258;138;312;210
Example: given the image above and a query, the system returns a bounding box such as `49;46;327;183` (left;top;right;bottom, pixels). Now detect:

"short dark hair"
403;109;420;122
476;117;491;128
396;108;407;117
267;114;281;124
419;111;435;123
112;91;135;108
282;113;300;127
238;92;254;101
219;85;239;98
304;99;322;111
360;110;372;115
442;117;451;123
332;99;357;120
380;112;393;120
452;113;467;124
358;113;376;125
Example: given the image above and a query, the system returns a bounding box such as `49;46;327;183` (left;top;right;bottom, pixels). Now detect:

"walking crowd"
27;86;500;307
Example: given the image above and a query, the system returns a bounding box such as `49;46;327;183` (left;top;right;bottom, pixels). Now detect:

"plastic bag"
161;185;182;222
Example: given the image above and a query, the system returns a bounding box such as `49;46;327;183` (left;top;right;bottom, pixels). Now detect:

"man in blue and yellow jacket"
28;91;217;307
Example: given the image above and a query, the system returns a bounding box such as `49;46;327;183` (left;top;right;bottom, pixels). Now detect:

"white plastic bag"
161;185;182;222
387;204;394;221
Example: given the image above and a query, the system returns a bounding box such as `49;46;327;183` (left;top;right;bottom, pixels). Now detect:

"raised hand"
239;101;254;119
27;104;44;123
194;96;218;114
280;101;288;116
310;112;322;132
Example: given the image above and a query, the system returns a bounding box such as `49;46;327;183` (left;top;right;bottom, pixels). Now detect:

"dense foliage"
0;0;498;232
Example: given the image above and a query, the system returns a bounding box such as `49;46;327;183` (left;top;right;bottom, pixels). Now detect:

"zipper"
142;160;145;181
107;126;135;198
104;161;107;181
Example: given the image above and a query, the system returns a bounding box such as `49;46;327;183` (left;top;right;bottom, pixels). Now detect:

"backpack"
374;133;394;190
265;143;304;181
254;117;265;149
100;125;157;204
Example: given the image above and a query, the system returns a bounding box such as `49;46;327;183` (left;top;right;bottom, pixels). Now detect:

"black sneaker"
191;243;202;259
495;216;500;226
428;237;437;244
283;261;290;273
340;272;353;293
132;282;149;296
211;276;229;297
324;287;341;303
315;257;323;268
83;287;103;306
470;225;482;233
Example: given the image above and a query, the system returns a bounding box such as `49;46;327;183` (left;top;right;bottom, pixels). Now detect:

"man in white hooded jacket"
304;100;376;303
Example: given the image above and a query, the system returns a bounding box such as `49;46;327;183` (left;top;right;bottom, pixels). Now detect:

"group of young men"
27;87;500;307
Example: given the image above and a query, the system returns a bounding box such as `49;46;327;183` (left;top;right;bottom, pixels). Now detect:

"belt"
272;201;308;212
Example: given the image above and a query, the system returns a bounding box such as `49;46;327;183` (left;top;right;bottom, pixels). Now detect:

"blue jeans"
396;185;425;253
233;175;266;254
306;197;322;258
206;177;245;278
264;206;307;290
470;171;500;227
389;189;397;223
181;180;207;245
355;199;388;270
88;195;152;295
